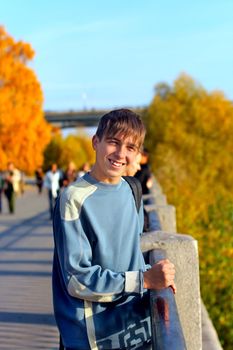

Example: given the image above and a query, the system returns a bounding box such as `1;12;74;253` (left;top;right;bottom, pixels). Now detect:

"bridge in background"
45;107;145;128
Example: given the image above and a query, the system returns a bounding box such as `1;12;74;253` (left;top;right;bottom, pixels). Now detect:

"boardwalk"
0;188;59;350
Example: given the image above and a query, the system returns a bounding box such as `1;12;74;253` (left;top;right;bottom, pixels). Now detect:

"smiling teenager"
52;109;175;350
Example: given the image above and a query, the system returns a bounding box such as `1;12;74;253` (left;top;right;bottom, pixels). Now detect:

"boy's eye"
127;145;137;152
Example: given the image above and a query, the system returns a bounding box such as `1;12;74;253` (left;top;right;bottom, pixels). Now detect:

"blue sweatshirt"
52;172;151;349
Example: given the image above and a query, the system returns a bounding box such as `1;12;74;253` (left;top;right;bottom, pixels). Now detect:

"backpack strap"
122;176;142;213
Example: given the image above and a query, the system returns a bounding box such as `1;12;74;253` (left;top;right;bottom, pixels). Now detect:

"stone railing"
140;178;223;350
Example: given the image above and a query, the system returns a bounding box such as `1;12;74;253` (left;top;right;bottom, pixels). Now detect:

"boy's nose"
116;145;127;158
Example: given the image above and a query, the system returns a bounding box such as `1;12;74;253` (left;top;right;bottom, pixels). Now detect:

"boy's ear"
92;135;99;150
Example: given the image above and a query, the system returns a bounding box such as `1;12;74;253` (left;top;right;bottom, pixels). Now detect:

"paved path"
0;188;59;350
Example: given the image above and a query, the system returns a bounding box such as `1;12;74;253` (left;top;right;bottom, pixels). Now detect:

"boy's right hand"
143;259;176;293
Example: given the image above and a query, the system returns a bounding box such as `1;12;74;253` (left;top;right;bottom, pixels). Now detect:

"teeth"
110;160;123;167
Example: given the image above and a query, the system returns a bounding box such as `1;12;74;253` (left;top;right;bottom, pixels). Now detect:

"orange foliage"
0;26;51;174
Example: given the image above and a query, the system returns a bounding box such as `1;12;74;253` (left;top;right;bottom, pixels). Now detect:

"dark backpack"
122;176;142;213
123;176;150;232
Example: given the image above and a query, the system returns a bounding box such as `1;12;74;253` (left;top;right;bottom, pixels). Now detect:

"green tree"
43;133;64;170
144;73;233;349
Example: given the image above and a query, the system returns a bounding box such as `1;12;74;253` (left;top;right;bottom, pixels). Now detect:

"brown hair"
96;109;146;149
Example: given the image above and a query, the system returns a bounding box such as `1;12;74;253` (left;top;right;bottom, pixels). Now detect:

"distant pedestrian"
77;162;90;178
125;153;142;177
19;171;25;194
125;153;161;233
135;149;161;232
43;163;62;219
3;162;21;214
61;161;77;188
135;148;153;195
0;172;4;213
35;166;44;194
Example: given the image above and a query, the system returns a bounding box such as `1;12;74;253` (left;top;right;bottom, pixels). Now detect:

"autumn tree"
143;73;233;349
0;26;51;173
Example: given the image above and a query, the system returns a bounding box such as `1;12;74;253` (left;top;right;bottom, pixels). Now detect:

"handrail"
143;194;156;201
149;249;187;350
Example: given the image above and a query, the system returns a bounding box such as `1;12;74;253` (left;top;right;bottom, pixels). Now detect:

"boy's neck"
89;167;121;184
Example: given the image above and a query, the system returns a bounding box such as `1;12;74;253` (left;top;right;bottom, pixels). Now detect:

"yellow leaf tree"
145;74;233;224
0;26;51;173
144;73;233;349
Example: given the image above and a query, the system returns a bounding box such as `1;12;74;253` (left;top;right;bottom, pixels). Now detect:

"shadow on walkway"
0;190;59;349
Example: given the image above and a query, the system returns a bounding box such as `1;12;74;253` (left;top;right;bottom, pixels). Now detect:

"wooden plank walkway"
0;188;59;350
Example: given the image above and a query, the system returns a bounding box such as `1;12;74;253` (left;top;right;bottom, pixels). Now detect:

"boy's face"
91;133;140;184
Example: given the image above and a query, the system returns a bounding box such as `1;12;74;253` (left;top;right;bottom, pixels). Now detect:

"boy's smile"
108;158;126;168
90;134;139;184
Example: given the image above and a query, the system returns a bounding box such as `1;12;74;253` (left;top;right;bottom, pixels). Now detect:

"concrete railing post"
141;231;202;350
144;204;177;233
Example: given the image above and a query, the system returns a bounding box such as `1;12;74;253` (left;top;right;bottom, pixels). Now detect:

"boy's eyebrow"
105;137;119;141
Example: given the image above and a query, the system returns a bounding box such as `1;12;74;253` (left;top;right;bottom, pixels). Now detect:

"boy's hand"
143;259;176;293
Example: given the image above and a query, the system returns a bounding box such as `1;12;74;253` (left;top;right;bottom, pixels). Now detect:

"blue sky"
1;0;233;111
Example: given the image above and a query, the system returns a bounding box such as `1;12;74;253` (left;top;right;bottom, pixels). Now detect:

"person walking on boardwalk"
52;109;176;350
44;163;61;219
35;166;44;194
0;172;4;213
135;148;153;196
3;162;21;214
61;161;77;188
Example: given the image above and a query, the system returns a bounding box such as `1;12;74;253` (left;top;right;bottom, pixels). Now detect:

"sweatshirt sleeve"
54;190;144;303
